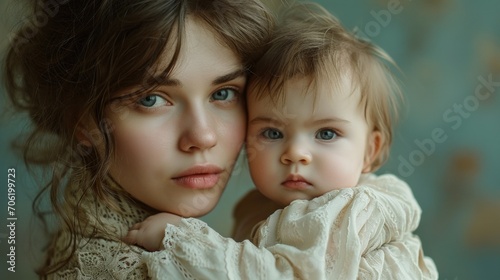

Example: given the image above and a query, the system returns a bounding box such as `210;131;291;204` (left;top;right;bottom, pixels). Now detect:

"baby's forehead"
246;76;368;128
249;73;363;104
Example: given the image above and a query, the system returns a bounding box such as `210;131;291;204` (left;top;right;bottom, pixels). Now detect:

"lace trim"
46;177;153;279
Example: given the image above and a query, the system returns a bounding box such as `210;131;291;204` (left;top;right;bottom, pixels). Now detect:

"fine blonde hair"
249;2;402;171
4;0;272;277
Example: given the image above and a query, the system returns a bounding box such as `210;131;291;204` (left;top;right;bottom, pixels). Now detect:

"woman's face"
106;18;246;217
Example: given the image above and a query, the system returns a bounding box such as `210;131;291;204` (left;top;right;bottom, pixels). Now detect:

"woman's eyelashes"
134;87;241;112
210;87;240;104
138;94;170;108
137;88;239;109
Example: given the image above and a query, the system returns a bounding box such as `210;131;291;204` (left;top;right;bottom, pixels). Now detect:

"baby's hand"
124;212;181;252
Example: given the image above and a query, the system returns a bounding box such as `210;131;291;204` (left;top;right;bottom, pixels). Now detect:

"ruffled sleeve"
143;219;309;279
143;173;438;279
358;233;438;280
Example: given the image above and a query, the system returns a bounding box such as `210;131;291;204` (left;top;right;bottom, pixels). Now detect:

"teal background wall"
1;0;500;279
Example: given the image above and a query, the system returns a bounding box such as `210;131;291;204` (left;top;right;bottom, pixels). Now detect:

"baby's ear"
362;131;383;173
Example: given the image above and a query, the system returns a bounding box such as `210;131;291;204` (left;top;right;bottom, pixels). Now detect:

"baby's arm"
143;218;322;279
143;218;437;279
124;212;181;252
359;233;438;279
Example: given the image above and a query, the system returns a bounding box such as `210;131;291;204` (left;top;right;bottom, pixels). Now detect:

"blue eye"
316;129;337;140
138;95;168;108
211;88;237;102
262;128;283;140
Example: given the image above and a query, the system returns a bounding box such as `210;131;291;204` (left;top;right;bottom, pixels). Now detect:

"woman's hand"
123;212;182;252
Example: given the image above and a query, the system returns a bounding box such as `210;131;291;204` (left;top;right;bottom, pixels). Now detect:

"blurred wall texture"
1;0;499;279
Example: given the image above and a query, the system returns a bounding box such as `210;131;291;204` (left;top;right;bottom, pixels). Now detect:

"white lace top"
143;174;438;279
44;178;154;279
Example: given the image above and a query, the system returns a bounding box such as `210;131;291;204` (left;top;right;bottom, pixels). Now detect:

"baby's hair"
248;2;402;171
3;0;272;277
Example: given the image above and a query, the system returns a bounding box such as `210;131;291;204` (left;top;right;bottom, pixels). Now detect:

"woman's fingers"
123;228;139;245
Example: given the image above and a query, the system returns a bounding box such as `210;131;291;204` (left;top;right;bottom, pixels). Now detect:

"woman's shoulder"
46;229;149;279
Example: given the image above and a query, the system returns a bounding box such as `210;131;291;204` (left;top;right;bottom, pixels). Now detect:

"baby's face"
246;76;380;206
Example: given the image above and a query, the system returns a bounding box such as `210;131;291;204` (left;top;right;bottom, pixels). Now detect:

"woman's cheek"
222;111;246;151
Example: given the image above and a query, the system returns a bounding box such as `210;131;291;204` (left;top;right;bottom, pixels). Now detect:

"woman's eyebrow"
212;68;246;85
160;68;246;87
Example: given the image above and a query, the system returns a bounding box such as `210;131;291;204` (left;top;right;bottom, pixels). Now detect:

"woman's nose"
178;110;217;152
280;141;312;165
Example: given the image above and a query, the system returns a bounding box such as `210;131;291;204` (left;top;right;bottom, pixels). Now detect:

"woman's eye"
316;129;337;140
262;128;283;140
210;88;238;102
138;95;168;108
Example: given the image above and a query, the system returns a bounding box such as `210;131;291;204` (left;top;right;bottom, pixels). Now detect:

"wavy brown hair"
3;0;272;277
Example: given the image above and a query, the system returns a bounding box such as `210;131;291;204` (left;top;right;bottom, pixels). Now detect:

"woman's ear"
75;117;99;147
76;126;92;147
362;130;383;173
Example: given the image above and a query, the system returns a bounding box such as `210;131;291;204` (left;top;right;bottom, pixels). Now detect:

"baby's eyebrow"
249;117;283;126
310;118;350;125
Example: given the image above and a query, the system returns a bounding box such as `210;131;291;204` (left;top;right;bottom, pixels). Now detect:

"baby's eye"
210;88;238;102
315;129;337;140
138;95;168;108
262;128;283;140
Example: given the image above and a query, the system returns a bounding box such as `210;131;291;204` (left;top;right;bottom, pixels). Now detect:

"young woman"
3;0;272;278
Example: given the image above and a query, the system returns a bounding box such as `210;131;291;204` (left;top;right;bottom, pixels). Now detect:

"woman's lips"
281;174;312;190
172;165;223;189
173;174;220;189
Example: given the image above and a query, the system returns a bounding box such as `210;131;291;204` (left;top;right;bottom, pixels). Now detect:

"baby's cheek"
248;151;272;185
320;158;361;189
245;137;262;163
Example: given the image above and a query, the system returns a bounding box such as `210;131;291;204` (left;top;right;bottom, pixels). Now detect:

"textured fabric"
44;177;153;280
144;174;438;279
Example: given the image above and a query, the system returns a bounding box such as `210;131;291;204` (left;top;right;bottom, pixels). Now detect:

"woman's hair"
4;0;272;276
248;2;402;171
